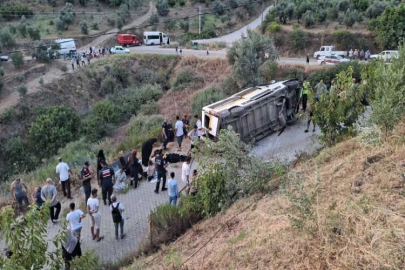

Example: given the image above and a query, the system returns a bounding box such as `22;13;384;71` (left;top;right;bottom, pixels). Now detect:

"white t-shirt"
182;162;191;184
175;120;184;136
196;120;203;136
110;202;125;219
87;197;100;217
56;162;70;181
66;209;84;230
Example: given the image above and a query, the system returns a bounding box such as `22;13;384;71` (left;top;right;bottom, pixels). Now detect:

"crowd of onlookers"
9;112;203;268
63;45;114;70
348;49;371;61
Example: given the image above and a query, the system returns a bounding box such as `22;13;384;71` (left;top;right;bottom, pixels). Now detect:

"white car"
318;55;350;65
111;46;130;54
0;55;9;61
370;50;399;61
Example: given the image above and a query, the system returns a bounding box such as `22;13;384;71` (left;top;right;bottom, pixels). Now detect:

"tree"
312;66;365;145
32;40;59;63
56;3;76;31
372;5;405;49
116;17;124;29
149;12;159;25
164;18;176;30
17;84;27;98
118;3;130;22
28;106;81;157
79;21;88;34
227;30;278;87
27;27;41;40
17;16;27;37
0;205;98;269
302;10;315;27
156;0;170;16
212;0;226;15
180;20;189;32
288;27;310;53
10;52;24;69
0;29;16;51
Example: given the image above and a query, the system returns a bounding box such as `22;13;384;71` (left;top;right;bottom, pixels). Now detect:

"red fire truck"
117;34;143;46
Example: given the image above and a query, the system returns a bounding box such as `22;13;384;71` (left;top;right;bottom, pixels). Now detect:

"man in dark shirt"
154;150;168;194
182;114;190;135
162;118;169;150
80;161;92;204
98;161;115;205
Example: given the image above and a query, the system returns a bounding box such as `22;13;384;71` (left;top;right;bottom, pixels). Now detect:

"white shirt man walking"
87;188;104;242
66;202;86;241
56;157;72;199
175;115;184;151
181;156;192;194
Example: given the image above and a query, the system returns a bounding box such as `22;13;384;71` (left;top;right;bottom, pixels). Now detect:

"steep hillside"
128;121;405;269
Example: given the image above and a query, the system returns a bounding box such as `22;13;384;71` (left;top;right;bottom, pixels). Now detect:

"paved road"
193;5;273;44
129;45;319;66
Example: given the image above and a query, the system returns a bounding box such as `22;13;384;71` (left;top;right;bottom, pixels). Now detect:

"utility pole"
199;6;202;36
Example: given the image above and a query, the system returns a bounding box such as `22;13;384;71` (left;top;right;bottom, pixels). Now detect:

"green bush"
267;22;281;33
172;67;200;90
61;65;68;72
168;0;176;7
0;108;16;124
140;101;160;115
27;27;41;41
302;10;315;27
81;115;112;142
0;29;16;50
100;76;116;94
17;84;28;98
127;114;163;136
107;17;115;26
0;2;33;20
315;9;327;23
116;17;124;29
164;18;176;30
260;60;278;82
93;100;120;123
373;5;405;50
156;0;170;16
212;0;226;15
288;28;310;53
28;106;81;157
79;21;88;34
327;7;339;20
56;3;76;31
4;137;36;174
91;22;99;30
178;0;185;6
219;76;239;96
149;12;159;25
191;86;226;116
10;52;24;69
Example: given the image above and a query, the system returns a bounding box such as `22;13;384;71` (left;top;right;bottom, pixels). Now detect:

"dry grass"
127;120;405;270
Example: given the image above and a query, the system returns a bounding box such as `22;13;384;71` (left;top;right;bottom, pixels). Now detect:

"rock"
354;180;363;187
366;154;384;164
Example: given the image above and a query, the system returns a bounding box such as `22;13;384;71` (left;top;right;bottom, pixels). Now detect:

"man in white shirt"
56;157;72;199
181;156;191;195
66;202;86;241
110;195;126;240
87;189;104;242
194;114;203;137
175;115;184;151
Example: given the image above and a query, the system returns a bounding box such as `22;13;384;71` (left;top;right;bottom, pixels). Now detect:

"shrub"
339;0;351;12
81;115;112;141
39;77;44;85
140;101;160;115
180;20;189;32
227;30;278;87
344;9;361;28
4;137;36;173
302;10;315;27
327;7;339;20
0;108;16;124
259;60;278;82
93;100;120;123
164;18;176;30
17;84;27;98
191;86;226;116
267;22;281;33
107;17;115;26
149;12;159;25
56;3;76;31
28;106;81;157
127;114;164;136
373;5;405;50
0;2;33;20
212;0;226;15
365;1;387;19
10;52;24;69
116;17;124;30
219;76;239;96
172;67;200;90
178;0;185;6
168;0;176;7
315;9;327;23
17;21;27;38
61;65;68;72
79;21;88;34
91;22;99;30
0;29;16;50
27;27;41;40
156;0;170;16
100;76;116;95
288;28;310;53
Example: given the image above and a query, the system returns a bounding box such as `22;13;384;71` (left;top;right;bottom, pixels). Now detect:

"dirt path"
0;2;154;114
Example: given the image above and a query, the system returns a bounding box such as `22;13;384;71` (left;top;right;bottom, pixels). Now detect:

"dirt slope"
128;122;405;270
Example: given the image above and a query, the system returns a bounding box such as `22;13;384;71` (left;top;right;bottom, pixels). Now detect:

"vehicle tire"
321;61;326;65
229;106;245;117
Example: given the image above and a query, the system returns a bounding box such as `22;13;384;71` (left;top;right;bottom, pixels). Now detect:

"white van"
55;38;76;54
143;31;170;45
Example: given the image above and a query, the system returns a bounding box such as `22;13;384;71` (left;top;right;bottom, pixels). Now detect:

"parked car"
370;50;399;61
318;55;350;65
111;46;130;54
117;34;143;47
313;46;347;59
0;55;9;61
202;79;301;142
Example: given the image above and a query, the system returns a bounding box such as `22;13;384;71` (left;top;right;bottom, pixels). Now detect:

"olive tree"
227;30;278;87
56;3;76;31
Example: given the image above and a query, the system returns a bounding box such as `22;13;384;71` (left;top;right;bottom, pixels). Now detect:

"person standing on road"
71;58;75;70
188;124;200;153
66;202;86;241
128;150;142;189
306;54;309;64
80;161;92;204
31;186;44;210
175;116;184;151
182;156;192;195
97;150;106;183
99;161;115;205
349;49;353;60
87;188;104;242
360;49;365;61
315;80;327;99
162;118;169;151
56;157;72;199
194;114;203;137
76;54;80;68
180;47;183;55
81;53;86;66
41;178;61;223
110;195;126;240
168;172;179;206
154;150;168;194
305;111;316;133
206;46;209;56
10;178;29;212
182;114;190;135
302;80;310;112
141;138;157;167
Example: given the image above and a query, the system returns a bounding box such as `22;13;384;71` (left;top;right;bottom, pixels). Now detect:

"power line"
0;0;269;56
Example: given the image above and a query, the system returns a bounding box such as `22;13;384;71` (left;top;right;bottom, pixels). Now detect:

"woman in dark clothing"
97;150;106;181
128;150;143;189
167;120;174;142
141;138;157;167
62;230;82;270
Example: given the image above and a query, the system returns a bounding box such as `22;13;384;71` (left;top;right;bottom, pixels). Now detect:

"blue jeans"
169;196;177;206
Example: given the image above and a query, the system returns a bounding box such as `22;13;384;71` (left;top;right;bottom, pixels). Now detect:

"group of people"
66;45;114;70
348;49;371;61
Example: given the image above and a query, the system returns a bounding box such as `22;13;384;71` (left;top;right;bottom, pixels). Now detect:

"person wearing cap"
10;178;29;212
41;178;61;223
80;161;92;204
56;157;72;199
98;161;115;205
